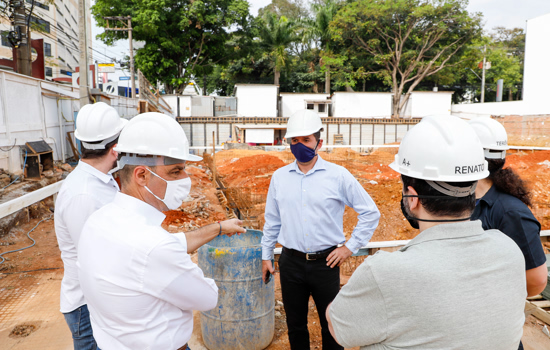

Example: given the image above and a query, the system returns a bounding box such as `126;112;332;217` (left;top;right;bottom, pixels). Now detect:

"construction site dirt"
1;149;550;349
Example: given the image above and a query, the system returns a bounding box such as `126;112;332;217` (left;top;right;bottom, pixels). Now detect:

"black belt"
282;246;337;261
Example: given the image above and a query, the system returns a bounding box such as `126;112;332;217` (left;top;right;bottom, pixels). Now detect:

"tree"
330;0;483;117
257;13;298;85
308;0;341;93
92;0;250;93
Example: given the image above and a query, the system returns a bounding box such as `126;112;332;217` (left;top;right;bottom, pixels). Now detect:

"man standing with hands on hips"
261;110;380;350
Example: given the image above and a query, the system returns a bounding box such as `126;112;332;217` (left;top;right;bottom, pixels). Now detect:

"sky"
90;0;550;81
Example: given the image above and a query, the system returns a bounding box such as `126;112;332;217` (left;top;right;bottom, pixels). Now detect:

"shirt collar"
77;161;115;184
401;220;484;251
112;192;166;226
289;155;327;175
478;185;499;207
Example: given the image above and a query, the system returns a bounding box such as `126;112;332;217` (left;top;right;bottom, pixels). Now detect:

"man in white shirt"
55;102;127;349
78;112;246;350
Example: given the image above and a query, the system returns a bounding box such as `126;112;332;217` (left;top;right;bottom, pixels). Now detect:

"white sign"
98;63;115;73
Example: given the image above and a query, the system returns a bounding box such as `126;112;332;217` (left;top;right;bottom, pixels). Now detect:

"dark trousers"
279;250;343;350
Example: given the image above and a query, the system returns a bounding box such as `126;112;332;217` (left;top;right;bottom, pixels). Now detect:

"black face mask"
400;198;419;229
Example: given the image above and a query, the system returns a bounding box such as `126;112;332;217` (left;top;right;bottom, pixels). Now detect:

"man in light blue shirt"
261;110;380;350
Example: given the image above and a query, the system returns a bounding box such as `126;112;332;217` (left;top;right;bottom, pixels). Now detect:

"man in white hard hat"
469;118;547;293
326;116;526;349
54;102;126;349
261;110;380;350
77;113;245;350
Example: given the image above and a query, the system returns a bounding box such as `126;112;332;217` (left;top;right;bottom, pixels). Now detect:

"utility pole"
104;17;135;99
481;45;486;104
13;0;31;75
78;0;89;108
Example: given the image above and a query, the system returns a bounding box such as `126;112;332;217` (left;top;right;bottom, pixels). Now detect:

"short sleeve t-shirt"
472;185;546;270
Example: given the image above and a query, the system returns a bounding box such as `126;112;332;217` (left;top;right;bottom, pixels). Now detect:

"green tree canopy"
92;0;250;93
330;0;483;116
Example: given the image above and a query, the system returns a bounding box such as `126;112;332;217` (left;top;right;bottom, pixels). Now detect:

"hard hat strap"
81;132;119;150
484;149;506;159
118;153;185;169
425;180;477;197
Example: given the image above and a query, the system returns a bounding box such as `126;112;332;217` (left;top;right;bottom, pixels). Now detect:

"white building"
280;93;330;117
331;92;393;118
452;12;550;118
234;84;279;118
0;0;93;81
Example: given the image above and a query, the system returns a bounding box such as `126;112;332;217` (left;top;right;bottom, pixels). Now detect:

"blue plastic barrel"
198;230;274;350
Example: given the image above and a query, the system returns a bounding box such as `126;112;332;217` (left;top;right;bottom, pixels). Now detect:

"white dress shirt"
262;155;380;260
78;192;218;350
54;161;119;313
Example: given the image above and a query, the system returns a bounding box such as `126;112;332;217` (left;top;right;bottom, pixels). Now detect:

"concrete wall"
523;13;550;106
407;92;453;117
235;84;278;117
280;93;330;118
332;92;392;118
0;71;80;172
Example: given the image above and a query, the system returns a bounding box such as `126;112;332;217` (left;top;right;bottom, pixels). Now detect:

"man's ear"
406;186;420;211
134;166;149;187
316;139;323;151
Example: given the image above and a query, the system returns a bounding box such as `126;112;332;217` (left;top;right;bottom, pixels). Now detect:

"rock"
42;170;54;178
0;177;10;187
275;311;282;317
60;163;73;172
0;174;9;179
276;300;284;307
369;180;378;185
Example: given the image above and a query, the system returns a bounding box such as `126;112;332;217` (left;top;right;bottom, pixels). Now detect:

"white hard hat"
284;110;323;138
74;102;127;148
468;117;509;159
390;115;489;182
114;112;202;164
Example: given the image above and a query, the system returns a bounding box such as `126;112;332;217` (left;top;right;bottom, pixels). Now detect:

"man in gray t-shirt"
327;116;526;349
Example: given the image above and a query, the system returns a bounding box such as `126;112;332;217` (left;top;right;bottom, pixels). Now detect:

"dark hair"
401;175;476;218
488;158;532;206
81;137;118;159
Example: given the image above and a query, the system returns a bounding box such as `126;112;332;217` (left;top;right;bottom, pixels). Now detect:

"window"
57;38;65;47
306;103;314;110
67;63;73;70
318;104;326;113
45;67;52;77
58;56;65;62
30;16;50;33
44;42;51;56
1;31;10;47
26;0;49;10
71;14;77;25
64;4;70;13
56;4;63;16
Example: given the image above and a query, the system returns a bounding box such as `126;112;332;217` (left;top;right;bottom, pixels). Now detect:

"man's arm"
327;171;380;267
262;176;281;283
144;236;219;311
182;219;246;253
328;259;387;347
526;264;548;297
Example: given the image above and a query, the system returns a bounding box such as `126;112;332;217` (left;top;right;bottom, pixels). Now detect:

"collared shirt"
261;155;380;260
77;192;218;350
329;221;526;350
472;185;547;270
54;161;119;313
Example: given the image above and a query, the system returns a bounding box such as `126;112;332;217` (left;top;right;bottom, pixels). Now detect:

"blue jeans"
63;304;99;350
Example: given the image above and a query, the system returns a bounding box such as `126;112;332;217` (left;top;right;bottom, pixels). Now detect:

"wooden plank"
0;181;63;219
526;301;550;324
532;300;550;308
66;131;80;160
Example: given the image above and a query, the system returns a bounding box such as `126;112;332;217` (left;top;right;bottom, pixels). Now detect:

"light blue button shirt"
261;156;380;260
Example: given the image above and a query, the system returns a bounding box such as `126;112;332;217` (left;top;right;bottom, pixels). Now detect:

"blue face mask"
290;140;319;163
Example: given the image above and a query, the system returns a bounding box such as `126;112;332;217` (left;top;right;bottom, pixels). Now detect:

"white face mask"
144;168;191;210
